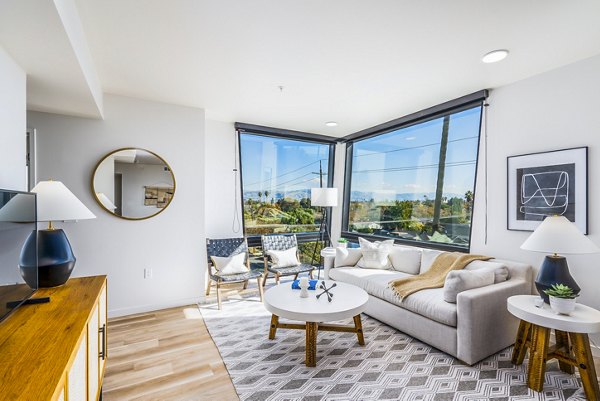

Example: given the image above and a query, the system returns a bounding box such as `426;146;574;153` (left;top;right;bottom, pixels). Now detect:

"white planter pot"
549;296;577;315
337;242;348;249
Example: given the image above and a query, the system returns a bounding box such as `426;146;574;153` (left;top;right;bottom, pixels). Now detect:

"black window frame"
340;90;488;252
235;123;337;248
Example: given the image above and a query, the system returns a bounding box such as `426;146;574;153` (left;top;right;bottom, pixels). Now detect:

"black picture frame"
507;146;588;234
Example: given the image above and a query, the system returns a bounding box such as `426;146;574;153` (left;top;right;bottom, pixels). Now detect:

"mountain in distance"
244;190;467;202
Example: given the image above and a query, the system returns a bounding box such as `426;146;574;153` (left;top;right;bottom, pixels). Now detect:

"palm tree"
257;191;263;203
264;190;270;204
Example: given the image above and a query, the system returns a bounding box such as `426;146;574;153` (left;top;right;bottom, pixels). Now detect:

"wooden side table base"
512;319;600;400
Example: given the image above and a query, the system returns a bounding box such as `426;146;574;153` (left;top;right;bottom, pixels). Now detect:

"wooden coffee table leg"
570;332;600;400
353;315;365;345
527;324;550;392
269;315;279;340
305;322;318;367
512;320;530;365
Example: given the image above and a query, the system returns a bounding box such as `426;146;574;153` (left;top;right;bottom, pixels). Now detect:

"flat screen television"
0;189;37;323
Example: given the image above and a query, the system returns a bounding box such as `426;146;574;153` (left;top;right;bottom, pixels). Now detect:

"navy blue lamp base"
20;229;76;288
535;255;580;304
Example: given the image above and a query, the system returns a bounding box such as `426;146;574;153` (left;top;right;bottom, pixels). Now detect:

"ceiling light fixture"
325;121;338;127
482;49;509;63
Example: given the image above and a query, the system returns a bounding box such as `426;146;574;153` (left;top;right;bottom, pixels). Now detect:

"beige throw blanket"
389;252;491;300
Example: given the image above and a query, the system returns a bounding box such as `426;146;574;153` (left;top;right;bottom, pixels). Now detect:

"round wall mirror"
92;148;176;220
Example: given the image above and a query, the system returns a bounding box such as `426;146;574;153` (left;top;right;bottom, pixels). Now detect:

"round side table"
320;247;336;280
507;295;600;399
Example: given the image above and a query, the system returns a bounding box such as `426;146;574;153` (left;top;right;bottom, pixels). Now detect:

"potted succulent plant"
336;238;348;248
544;284;578;315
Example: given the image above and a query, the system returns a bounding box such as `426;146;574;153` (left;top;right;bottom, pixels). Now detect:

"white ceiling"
4;1;600;136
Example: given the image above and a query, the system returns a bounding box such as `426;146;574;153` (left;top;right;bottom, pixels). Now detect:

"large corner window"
344;104;483;250
239;132;334;239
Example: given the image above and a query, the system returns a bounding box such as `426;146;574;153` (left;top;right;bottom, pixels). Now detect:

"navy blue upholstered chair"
206;237;263;309
261;234;314;286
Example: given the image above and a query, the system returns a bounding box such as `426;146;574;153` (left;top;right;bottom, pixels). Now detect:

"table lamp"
520;215;599;303
20;180;96;287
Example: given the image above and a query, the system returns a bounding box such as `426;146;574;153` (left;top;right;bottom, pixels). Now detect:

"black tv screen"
0;189;37;322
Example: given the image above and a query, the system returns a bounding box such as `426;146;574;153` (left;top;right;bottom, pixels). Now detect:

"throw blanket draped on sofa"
389;252;491;300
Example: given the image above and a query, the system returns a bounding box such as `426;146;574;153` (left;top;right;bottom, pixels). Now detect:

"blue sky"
240;106;481;200
240;134;330;195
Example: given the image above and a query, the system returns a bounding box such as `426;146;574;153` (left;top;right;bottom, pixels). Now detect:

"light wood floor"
103;303;240;401
104;282;600;400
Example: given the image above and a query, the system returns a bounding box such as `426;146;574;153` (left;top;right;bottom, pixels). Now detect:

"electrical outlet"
144;268;153;279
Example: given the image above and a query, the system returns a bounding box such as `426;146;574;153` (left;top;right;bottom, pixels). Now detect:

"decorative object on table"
206;237;264;310
316;281;336;302
520;215;599;303
309;184;338;279
19;180;96;288
299;277;309;298
291;279;318;290
507;147;587;233
336;238;348;248
544;284;578;315
261;234;314;286
92;148;176;220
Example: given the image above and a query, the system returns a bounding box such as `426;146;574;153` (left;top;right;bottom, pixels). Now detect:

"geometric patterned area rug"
199;298;586;401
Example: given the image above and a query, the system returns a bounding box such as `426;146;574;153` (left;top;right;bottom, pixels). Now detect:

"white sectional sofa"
329;245;533;365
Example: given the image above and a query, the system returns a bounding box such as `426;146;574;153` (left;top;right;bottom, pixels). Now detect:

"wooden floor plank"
103;305;238;401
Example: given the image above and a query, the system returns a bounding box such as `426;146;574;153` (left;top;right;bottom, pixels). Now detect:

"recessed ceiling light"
325;121;338;127
482;49;509;63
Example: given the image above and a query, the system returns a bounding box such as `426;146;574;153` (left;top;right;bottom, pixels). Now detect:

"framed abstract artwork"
507;147;588;233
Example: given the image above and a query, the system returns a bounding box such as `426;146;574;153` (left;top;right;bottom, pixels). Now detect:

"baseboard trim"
108;296;205;318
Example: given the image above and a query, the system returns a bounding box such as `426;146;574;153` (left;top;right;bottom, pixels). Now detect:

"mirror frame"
91;147;176;221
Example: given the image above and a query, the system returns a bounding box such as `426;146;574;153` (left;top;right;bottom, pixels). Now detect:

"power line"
352;160;476;174
243;158;327;187
353;136;478;159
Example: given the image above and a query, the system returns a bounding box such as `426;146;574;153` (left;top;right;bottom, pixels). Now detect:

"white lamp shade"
96;192;117;211
0;193;36;222
311;187;338;207
32;181;96;222
520;215;599;255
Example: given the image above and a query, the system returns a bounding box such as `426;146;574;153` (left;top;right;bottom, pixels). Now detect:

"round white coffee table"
264;280;369;367
507;295;600;399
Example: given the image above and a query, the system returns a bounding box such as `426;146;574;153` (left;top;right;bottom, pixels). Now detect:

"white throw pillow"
388;247;421;275
357;238;394;269
420;249;444;274
334;247;363;268
211;253;248;275
443;269;495;303
266;247;300;268
464;260;510;283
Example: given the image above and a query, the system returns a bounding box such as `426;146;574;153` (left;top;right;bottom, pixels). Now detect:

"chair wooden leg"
216;281;222;310
257;277;264;302
293;274;298;281
205;278;212;296
262;273;268;286
276;273;280;285
243;280;249;290
309;270;313;279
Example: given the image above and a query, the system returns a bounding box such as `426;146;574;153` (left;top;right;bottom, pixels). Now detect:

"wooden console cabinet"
0;276;108;401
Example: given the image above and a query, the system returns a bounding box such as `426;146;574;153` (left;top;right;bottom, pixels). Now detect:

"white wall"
29;94;205;317
204;120;244;238
471;54;600;314
0;46;26;191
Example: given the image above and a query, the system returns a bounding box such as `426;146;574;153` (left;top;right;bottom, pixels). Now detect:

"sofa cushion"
443;269;495;303
334;247;363;268
388;247;421;275
464;260;510;283
420;249;444;274
329;267;457;327
357;238;394;269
